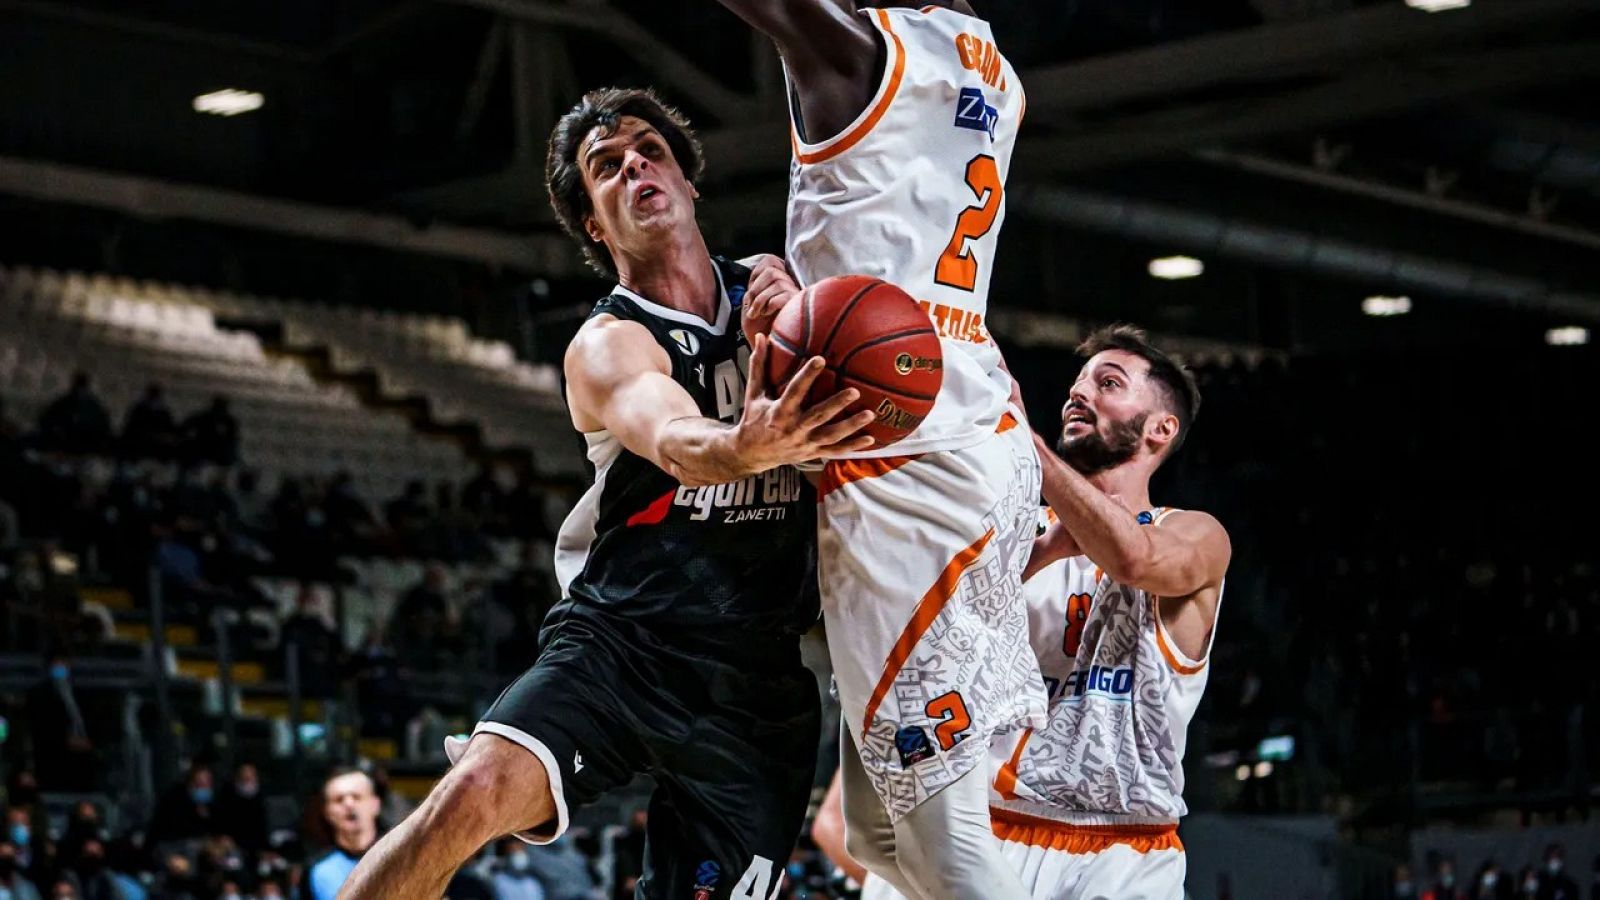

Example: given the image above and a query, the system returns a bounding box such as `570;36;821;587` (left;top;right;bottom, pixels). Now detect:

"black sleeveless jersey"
549;257;820;652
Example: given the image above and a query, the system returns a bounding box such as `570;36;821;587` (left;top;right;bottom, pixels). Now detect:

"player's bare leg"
338;735;555;899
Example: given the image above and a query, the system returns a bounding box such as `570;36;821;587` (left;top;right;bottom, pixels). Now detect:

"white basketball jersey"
785;5;1023;457
991;508;1223;826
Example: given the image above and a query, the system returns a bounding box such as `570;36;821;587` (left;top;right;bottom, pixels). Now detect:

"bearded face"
1057;404;1148;476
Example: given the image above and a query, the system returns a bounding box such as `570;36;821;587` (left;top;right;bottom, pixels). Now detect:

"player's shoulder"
564;313;665;382
1156;508;1232;562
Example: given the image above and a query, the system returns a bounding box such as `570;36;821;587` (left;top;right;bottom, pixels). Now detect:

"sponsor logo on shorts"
895;726;937;767
693;860;721;900
893;352;943;375
874;398;925;432
673;467;806;523
953;86;999;140
573;751;584;773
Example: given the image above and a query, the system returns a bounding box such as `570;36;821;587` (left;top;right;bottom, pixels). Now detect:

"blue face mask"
8;824;28;847
49;664;68;681
191;787;213;805
786;861;806;880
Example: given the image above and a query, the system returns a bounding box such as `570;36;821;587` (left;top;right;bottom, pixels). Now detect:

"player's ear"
689;182;701;201
1149;411;1179;451
584;214;604;243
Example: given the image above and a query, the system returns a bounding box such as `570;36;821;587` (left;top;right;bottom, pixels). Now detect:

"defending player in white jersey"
993;324;1230;899
716;2;1043;898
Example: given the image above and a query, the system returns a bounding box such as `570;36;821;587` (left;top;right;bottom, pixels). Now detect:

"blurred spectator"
150;852;200;900
1522;866;1545;898
350;622;406;743
486;545;557;674
232;469;272;536
27;654;97;791
216;763;268;855
384;481;430;546
68;837;124;900
1541;845;1579;900
59;801;105;863
1473;861;1511;900
0;840;42;900
389;565;454;671
278;584;341;698
49;880;76;900
1395;864;1419;900
522;833;598;900
180;395;240;467
307;770;381;900
612;810;647;899
323;472;377;548
37;371;112;455
119;384;179;462
148;765;217;846
461;466;505;528
1427;860;1465;900
486;832;544;896
370;766;416;833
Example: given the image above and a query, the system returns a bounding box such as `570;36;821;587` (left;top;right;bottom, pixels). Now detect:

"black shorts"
468;612;820;900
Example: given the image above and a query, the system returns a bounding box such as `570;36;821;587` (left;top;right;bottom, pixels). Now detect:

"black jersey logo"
668;328;701;355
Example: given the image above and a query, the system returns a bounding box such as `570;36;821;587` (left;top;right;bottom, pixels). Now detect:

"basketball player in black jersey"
339;88;874;900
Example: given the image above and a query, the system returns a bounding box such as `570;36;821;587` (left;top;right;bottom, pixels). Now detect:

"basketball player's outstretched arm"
565;315;874;486
714;0;883;139
1033;432;1230;600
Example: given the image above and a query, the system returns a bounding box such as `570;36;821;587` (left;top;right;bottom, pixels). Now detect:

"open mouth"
1064;408;1096;427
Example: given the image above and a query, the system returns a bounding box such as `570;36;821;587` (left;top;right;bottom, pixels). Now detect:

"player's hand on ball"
735;333;875;469
742;254;801;345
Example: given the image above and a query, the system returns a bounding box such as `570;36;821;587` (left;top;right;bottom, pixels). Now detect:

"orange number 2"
934;154;1004;291
926;691;972;751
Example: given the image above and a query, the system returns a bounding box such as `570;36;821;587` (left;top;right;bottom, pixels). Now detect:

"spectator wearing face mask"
490;837;547;900
6;809;38;877
0;840;43;900
49;879;78;900
216;763;268;855
1426;860;1466;900
27;655;98;791
1474;861;1512;900
217;880;243;900
149;765;218;847
1542;845;1580;900
1396;865;1420;900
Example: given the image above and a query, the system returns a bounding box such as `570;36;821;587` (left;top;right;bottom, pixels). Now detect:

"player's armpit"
1124;511;1231;600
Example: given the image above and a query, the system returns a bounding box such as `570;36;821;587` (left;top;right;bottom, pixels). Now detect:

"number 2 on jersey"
934;154;1003;292
926;691;972;751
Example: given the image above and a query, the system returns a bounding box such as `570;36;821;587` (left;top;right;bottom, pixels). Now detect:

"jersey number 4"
934;154;1003;292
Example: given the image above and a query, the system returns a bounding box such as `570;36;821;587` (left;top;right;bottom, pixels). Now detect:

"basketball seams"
834;325;939;373
818;280;880;359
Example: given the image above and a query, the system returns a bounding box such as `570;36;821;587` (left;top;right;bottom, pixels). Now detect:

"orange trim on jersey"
993;728;1032;800
817;454;919;500
1154;600;1207;676
996;411;1019;433
861;528;995;733
991;810;1184;855
791;9;906;165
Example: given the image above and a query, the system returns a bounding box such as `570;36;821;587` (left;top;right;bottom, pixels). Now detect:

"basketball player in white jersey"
992;324;1229;899
718;2;1043;898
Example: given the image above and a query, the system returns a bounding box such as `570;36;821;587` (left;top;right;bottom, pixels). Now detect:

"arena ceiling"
2;0;1599;352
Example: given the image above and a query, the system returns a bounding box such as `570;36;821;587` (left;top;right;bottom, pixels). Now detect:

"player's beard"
1056;412;1147;476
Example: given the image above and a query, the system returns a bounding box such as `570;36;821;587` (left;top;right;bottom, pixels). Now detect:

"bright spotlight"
1406;0;1471;11
1149;256;1204;280
1362;296;1412;317
193;89;264;117
1253;761;1274;778
1546;326;1590;347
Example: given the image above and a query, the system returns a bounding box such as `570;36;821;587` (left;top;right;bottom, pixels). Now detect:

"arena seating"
0;265;479;501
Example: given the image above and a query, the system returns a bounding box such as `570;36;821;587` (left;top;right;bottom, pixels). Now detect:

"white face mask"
508;851;530;873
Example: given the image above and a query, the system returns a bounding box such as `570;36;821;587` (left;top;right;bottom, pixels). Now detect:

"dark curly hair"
1077;324;1202;459
545;87;705;278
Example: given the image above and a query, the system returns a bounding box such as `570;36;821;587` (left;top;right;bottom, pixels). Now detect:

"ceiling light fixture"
193;89;264;117
1405;0;1471;11
1362;295;1412;317
1148;256;1204;280
1546;326;1590;347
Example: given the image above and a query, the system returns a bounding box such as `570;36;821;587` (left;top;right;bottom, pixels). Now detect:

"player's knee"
427;741;552;840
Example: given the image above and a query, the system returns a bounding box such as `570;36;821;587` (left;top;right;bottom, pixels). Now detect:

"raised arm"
1033;432;1230;600
565;315;875;487
714;0;881;140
